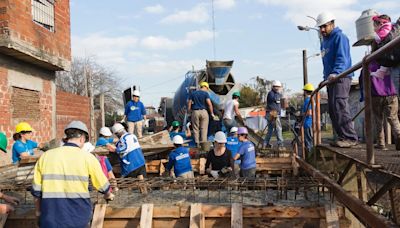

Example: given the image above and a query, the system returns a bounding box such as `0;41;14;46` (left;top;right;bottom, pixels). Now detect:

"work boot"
374;144;387;150
264;143;272;149
335;140;358;148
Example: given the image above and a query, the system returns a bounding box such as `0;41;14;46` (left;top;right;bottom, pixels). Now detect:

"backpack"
376;17;400;67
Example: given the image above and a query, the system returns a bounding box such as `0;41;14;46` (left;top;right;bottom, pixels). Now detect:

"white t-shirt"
223;99;239;120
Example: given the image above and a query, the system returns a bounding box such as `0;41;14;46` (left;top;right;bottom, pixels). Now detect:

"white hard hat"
99;127;112;137
132;90;140;97
64;121;89;135
214;131;227;143
272;80;282;87
82;142;95;153
230;127;238;133
112;123;125;134
316;12;336;27
172;135;184;144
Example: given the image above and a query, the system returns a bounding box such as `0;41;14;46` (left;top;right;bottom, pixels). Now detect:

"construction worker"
12;122;42;164
302;83;314;154
233;127;256;177
96;127;116;152
187;81;216;147
123;90;146;138
316;12;358;148
165;135;194;178
223;91;243;133
169;120;191;140
226;127;241;176
30;121;113;228
112;123;147;179
264;80;284;149
205;131;234;178
0;132;20;214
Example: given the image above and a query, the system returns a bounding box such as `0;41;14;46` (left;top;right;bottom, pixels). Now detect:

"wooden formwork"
5;203;349;228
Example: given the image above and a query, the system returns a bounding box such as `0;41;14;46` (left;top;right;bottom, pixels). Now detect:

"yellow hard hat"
303;83;314;92
15;122;33;133
199;81;209;89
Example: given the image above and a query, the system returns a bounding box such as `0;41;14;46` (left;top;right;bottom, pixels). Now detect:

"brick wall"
0;0;71;66
56;90;90;140
0;62;55;166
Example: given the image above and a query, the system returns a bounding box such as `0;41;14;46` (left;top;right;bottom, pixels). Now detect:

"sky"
70;0;400;107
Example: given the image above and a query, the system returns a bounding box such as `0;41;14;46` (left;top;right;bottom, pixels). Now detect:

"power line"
211;0;216;60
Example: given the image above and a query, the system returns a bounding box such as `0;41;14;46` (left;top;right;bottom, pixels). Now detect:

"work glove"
210;170;219;178
0;204;15;214
186;122;191;129
104;192;115;201
221;167;232;174
2;194;20;206
211;114;219;121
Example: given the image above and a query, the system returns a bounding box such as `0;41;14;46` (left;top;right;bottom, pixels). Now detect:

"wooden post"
363;62;375;165
100;93;105;128
140;204;154;228
301;126;305;159
190;203;204;228
231;203;242;228
91;204;107;228
324;203;339;228
311;94;317;147
86;67;96;143
389;188;400;225
0;214;8;228
199;158;206;175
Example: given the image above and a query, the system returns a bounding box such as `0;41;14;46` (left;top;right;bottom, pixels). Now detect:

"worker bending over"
234;127;256;177
166;135;194;178
205;131;234;178
112;123;147;179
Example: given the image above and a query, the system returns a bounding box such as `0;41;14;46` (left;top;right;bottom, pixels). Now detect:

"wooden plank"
140;203;154;228
231;203;242;228
324;204;339;228
91;204;107;228
190;203;204;228
199;158;206;175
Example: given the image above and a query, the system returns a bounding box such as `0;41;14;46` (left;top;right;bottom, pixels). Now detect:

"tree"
239;85;261;108
56;57;123;114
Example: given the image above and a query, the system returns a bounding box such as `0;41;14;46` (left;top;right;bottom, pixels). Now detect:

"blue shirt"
226;136;241;164
96;137;113;146
166;146;192;177
237;141;256;170
124;100;146;122
116;133;146;176
189;90;210;110
266;90;282;113
302;96;312;129
12;140;38;163
169;131;186;140
321;27;354;80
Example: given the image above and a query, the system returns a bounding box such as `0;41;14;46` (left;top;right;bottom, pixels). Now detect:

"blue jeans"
304;126;313;152
223;118;237;133
264;114;283;146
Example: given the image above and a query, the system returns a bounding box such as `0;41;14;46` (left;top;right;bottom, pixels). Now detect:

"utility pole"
86;67;95;143
302;49;308;85
100;93;105;127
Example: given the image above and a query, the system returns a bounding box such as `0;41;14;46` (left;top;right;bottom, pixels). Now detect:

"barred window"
31;0;55;32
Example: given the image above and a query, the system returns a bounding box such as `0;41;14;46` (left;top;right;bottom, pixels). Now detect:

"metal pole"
362;62;374;165
302;50;308;85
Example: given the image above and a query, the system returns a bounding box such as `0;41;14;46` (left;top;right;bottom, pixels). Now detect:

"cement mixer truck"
171;60;241;135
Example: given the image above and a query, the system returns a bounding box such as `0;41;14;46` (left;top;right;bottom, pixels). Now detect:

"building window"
12;87;40;120
31;0;55;32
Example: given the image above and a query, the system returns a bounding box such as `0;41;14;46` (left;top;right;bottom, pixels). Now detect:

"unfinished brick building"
0;0;71;165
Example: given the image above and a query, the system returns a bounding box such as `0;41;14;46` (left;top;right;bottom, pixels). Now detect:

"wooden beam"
91;204;107;228
324;203;339;228
367;177;398;206
231;203;242;228
297;157;398;228
190;203;204;228
0;214;8;228
140;203;154;228
337;160;353;185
